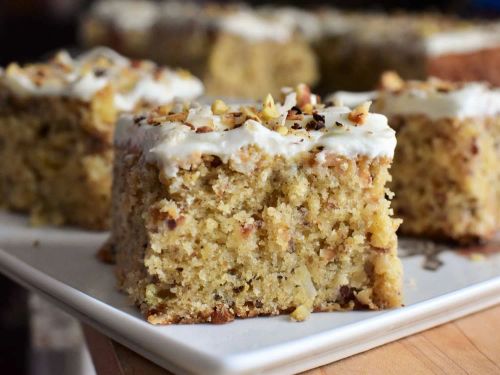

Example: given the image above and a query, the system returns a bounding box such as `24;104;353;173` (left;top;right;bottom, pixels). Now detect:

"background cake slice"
111;86;402;324
315;12;500;91
377;76;500;243
80;0;318;98
331;74;500;243
0;47;203;229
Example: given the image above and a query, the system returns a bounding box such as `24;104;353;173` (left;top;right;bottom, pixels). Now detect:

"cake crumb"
290;305;311;322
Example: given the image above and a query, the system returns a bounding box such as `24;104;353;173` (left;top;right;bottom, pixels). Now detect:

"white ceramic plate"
0;212;499;375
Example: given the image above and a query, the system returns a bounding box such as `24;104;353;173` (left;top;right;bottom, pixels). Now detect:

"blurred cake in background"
80;1;500;94
330;72;500;243
79;0;159;60
316;11;500;91
0;47;203;229
81;0;318;98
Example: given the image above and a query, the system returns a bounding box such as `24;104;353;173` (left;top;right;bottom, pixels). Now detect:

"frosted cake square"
0;47;203;229
111;85;402;324
81;0;318;98
331;74;500;243
316;11;500;91
376;76;500;243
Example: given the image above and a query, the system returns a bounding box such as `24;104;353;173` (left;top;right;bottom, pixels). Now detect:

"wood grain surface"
83;303;500;375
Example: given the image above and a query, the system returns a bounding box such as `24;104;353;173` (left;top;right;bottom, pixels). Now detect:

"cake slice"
316;11;500;91
0;47;203;229
79;0;159;60
111;85;402;324
330;73;500;243
377;76;500;243
81;0;318;98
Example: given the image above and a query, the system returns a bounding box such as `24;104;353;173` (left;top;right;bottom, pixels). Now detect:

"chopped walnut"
154;103;174;116
286;108;304;121
276;125;289;135
261;94;280;120
211;99;229;115
222;111;246;128
295;83;312;108
348;101;372;125
162;112;187;123
379;71;404;92
240;106;260;121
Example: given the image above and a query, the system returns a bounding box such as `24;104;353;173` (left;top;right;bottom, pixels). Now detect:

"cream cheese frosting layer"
425;25;500;57
330;83;500;120
116;92;396;178
328;91;377;109
217;11;293;42
1;47;203;111
90;0;159;31
376;84;500;120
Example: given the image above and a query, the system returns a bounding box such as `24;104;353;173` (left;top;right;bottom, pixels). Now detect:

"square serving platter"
0;212;499;375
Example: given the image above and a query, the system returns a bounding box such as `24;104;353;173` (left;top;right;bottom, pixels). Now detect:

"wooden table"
83;303;500;375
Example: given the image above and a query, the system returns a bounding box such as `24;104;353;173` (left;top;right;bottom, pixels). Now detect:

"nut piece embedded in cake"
0;47;203;229
111;84;403;324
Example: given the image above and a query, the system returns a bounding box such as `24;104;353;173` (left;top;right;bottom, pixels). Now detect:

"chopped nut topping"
302;103;314;115
196;126;213;133
379;72;463;94
306;120;325;131
164;112;187;122
222;111;246;128
261;93;280;120
295;83;312;108
276;126;289;135
240;106;260;121
312;113;325;123
286;107;304;121
134;115;146;124
211;99;229;115
379;71;404;92
348;101;372;125
155;103;174;116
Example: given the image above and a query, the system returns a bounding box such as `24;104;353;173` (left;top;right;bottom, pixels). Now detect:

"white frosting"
425;25;500;56
320;9;359;36
377;84;500;120
1;47;204;111
327;91;377;108
116;95;396;177
91;0;159;31
217;11;293;42
259;6;323;41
